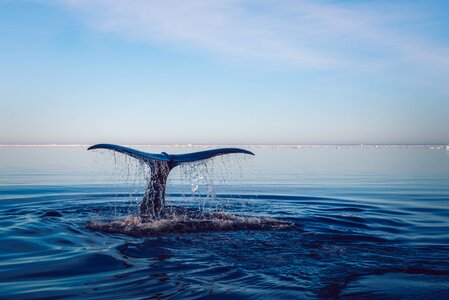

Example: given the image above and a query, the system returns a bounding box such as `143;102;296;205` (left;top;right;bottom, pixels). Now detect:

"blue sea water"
1;145;449;299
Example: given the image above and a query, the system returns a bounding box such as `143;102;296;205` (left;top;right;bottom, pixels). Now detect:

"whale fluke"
87;144;171;162
88;143;254;167
88;144;254;218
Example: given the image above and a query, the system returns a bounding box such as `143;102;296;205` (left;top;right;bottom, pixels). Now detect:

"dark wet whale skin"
88;143;254;217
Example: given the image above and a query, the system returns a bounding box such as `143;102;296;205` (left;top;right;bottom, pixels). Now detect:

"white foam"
87;211;293;236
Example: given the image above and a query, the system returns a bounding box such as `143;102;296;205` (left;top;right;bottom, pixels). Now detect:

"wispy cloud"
54;0;449;69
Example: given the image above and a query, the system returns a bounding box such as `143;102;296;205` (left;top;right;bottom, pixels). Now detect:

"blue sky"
1;0;449;144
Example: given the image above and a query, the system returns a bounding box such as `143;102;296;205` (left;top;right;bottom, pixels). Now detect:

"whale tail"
87;144;253;168
88;144;254;217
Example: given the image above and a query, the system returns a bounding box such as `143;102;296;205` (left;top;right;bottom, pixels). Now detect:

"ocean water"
1;145;449;299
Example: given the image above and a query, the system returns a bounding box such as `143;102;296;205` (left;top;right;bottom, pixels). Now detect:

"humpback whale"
88;144;254;218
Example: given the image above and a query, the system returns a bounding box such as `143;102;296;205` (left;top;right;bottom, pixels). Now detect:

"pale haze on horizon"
1;0;449;145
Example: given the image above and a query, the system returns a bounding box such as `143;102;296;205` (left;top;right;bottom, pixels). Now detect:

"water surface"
1;145;449;299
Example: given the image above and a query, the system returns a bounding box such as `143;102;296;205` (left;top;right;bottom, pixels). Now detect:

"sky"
1;0;449;145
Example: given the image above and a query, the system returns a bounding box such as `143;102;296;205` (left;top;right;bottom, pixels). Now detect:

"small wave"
87;209;293;236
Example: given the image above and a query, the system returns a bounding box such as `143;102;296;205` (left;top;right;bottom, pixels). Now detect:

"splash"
88;145;292;235
87;208;293;236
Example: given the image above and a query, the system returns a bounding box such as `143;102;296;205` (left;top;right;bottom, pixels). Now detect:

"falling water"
87;150;292;235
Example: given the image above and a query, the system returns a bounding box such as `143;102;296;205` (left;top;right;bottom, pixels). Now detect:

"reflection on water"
0;145;449;299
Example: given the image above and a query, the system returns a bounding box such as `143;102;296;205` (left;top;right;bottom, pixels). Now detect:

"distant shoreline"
0;144;447;149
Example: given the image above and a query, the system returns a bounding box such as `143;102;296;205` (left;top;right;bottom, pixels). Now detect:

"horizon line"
0;143;448;147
